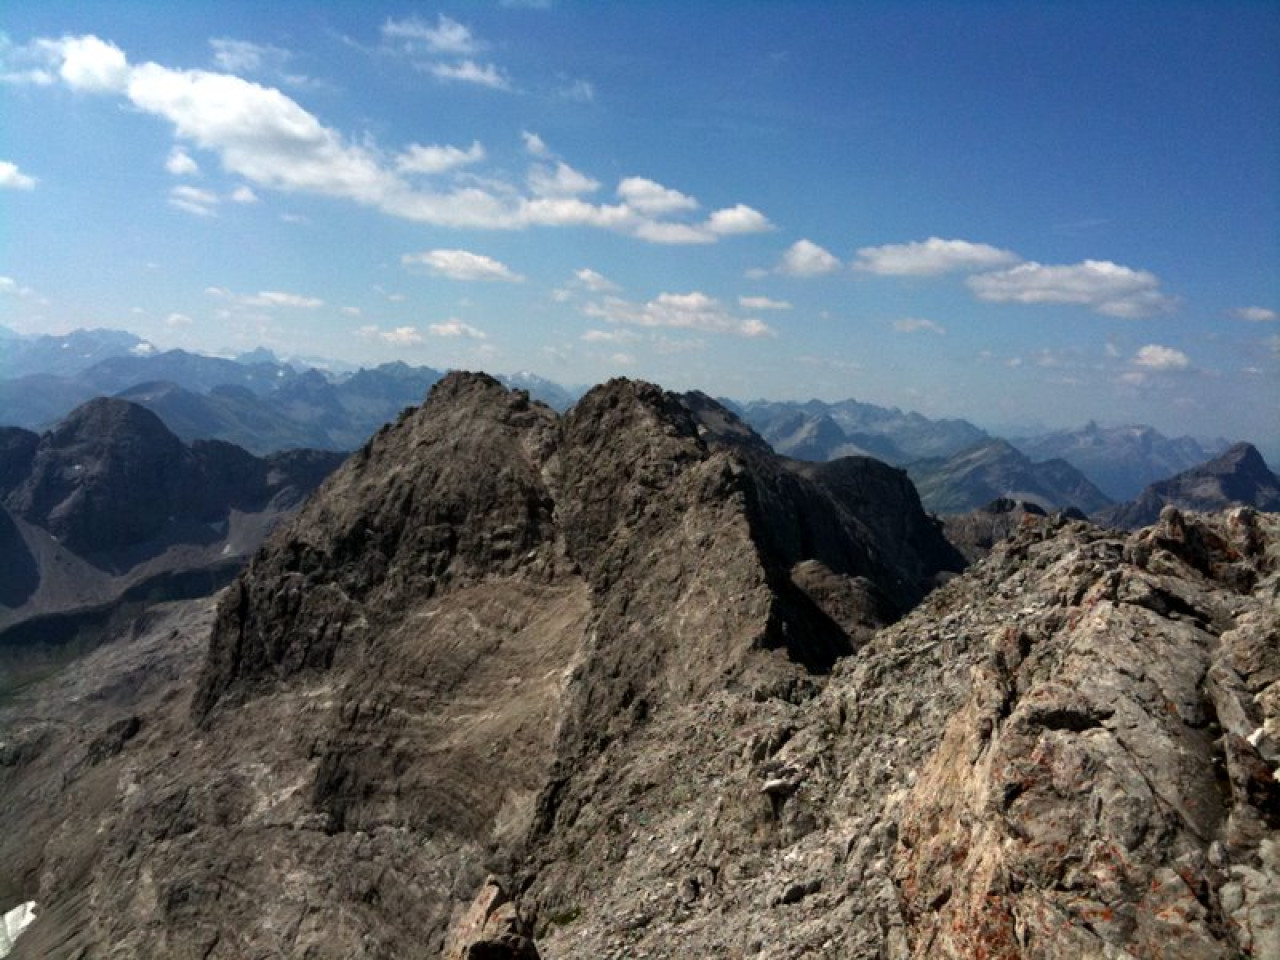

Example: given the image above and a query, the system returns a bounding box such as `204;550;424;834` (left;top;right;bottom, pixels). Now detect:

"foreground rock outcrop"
1;374;1276;959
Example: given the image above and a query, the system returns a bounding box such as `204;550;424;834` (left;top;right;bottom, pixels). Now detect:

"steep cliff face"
3;374;1275;960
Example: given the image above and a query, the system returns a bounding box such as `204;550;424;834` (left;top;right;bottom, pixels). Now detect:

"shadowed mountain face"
1096;442;1280;529
0;398;344;679
3;376;1276;960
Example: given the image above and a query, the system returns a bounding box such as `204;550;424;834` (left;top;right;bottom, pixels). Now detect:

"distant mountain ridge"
733;398;988;464
906;438;1112;514
1095;442;1280;529
1014;421;1230;499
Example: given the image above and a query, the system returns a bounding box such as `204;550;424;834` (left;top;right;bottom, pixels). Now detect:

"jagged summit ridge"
198;372;960;719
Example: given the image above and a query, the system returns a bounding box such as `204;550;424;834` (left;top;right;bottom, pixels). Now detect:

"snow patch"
0;901;37;957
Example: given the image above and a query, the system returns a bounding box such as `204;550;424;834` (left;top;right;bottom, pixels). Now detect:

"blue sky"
1;1;1277;444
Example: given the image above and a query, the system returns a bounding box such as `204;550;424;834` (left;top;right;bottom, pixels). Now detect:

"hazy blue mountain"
907;438;1112;514
498;371;585;411
733;398;987;465
1014;421;1231;500
0;327;150;379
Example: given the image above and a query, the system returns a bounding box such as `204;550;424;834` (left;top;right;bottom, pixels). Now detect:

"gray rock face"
1;373;1275;960
940;497;1048;563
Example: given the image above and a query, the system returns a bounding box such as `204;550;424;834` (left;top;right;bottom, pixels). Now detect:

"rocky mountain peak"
1096;441;1279;529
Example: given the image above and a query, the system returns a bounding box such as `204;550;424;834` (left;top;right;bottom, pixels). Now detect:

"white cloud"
854;236;1020;276
0;160;36;190
575;268;619;292
429;319;488;339
428;60;510;90
396;140;486;175
617;177;698;215
132;64;403;206
584;291;775;338
230;185;258;203
893;317;947;335
738;295;791;310
522;131;549;157
165;147;199;176
383;325;423;344
1234;306;1277;323
528;161;600;197
383;15;481;55
49;34;129;92
168;184;219;216
25;35;769;246
165;312;193;327
1133;344;1190;370
403;248;524;282
706;203;773;235
778;239;840;277
967;260;1175;317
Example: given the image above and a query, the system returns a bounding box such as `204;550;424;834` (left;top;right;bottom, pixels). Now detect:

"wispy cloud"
208;287;324;308
1234;305;1277;323
739;295;792;310
893;317;946;335
210;38;289;74
584;291;775;338
382;15;481;55
396;140;486;175
429;319;488;339
169;184;219;216
403;248;524;282
574;268;619;292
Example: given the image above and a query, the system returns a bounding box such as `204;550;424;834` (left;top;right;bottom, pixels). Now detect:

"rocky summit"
1;373;1277;959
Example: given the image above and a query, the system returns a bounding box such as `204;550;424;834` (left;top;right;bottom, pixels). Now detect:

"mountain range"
1;374;1275;959
0;326;1269;514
